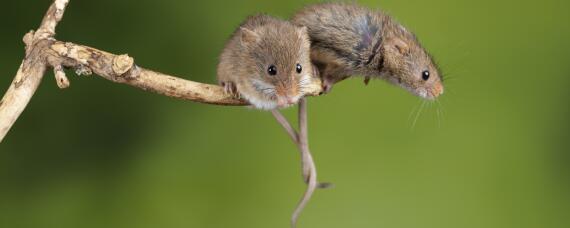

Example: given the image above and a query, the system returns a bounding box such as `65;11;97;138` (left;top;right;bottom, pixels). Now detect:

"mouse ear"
297;26;311;46
386;38;409;55
240;27;259;45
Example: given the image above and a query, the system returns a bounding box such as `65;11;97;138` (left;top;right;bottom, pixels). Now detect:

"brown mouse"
292;3;444;99
217;14;315;109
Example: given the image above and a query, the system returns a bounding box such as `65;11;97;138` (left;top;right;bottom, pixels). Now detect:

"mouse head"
380;31;444;100
238;23;313;110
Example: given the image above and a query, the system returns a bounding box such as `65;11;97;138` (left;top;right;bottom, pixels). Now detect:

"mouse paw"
321;78;334;94
221;81;240;98
312;63;321;78
364;76;371;86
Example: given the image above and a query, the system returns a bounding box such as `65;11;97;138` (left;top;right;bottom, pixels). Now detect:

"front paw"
321;78;334;94
364;76;371;85
312;63;321;79
220;81;240;98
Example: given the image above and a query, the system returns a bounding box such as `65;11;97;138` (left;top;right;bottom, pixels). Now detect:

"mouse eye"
268;65;277;76
296;64;302;74
421;70;430;81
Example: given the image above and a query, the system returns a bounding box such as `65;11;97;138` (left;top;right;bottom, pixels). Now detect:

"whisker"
408;99;423;123
439;99;446;119
436;99;442;129
411;100;426;130
442;87;456;96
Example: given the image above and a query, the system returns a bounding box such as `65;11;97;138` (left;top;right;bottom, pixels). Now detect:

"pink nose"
432;83;444;97
278;97;296;107
286;97;296;104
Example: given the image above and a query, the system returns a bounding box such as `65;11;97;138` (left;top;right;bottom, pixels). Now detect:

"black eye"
422;70;430;81
268;65;277;76
296;64;302;74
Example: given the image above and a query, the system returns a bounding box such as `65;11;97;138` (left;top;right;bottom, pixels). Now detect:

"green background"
1;0;569;227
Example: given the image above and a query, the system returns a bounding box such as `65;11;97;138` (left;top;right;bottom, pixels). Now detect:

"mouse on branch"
292;2;444;99
217;14;316;110
217;14;326;228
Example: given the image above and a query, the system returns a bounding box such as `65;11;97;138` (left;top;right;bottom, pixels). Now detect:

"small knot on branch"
53;65;69;89
112;54;134;76
23;31;34;47
22;31;36;56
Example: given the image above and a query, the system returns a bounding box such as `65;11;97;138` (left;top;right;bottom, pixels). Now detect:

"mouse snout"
275;86;299;107
432;83;444;97
286;96;297;105
422;82;444;100
277;96;297;107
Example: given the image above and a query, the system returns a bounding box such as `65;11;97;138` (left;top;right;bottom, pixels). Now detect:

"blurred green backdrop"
1;0;569;227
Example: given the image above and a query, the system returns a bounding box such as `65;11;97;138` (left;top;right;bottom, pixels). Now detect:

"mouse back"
292;3;387;75
293;3;444;99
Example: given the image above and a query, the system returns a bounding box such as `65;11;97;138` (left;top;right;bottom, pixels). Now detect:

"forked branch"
0;1;329;227
0;0;322;142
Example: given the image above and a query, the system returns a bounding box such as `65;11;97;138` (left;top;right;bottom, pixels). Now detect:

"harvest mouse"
217;14;314;110
292;3;444;99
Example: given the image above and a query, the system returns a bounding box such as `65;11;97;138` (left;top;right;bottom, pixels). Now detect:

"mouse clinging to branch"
217;14;315;110
292;2;444;99
216;14;324;228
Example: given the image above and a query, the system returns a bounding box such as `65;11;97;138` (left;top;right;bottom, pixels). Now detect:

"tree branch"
46;41;253;105
0;0;70;142
1;1;330;227
0;0;323;142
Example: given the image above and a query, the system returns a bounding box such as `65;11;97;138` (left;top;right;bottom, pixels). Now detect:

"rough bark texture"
47;41;254;105
0;0;69;142
0;0;323;142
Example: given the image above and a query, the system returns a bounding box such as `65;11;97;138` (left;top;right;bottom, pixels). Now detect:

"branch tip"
23;31;34;47
53;65;69;89
54;0;69;20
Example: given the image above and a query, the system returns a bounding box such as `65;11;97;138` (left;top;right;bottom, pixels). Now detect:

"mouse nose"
432;83;444;97
286;96;296;105
277;96;297;107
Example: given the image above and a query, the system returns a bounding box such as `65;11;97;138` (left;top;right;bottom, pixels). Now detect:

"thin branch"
53;64;69;89
0;1;330;228
47;41;251;105
0;0;323;142
0;0;70;142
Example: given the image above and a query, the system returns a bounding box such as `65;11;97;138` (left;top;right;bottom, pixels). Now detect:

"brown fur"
292;3;444;99
217;14;314;109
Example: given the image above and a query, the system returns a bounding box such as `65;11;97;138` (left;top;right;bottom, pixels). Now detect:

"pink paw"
321;78;334;94
221;81;239;98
